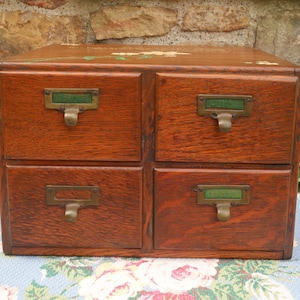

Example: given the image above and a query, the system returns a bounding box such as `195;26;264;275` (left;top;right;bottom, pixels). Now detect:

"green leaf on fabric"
25;281;49;299
47;296;70;300
41;261;62;277
244;260;278;275
188;287;217;300
216;263;244;282
41;259;93;281
210;261;252;300
211;282;242;300
231;282;251;299
25;280;73;300
276;264;300;278
62;264;92;281
245;273;294;300
128;292;141;300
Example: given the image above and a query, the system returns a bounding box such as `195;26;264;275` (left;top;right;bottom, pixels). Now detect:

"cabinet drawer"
154;168;290;252
2;72;142;161
156;73;298;163
6;165;142;249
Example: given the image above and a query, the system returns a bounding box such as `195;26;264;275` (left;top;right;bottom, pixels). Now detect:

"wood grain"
2;72;142;161
154;168;291;252
155;73;298;164
1;44;299;259
6;165;143;249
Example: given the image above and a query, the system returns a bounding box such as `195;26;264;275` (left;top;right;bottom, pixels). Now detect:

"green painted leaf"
83;56;96;61
115;56;126;60
245;273;294;300
138;55;152;59
25;281;50;299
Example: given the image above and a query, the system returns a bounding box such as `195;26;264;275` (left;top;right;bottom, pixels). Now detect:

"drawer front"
156;73;298;163
2;72;142;161
154;168;290;251
6;165;142;249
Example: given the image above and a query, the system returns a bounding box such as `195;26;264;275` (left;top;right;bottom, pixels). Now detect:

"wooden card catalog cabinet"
0;44;299;259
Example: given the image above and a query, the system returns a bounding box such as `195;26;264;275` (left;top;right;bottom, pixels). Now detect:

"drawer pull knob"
197;185;250;222
65;203;81;222
214;113;232;132
46;185;100;222
63;106;81;127
44;88;99;127
216;203;231;222
198;95;252;132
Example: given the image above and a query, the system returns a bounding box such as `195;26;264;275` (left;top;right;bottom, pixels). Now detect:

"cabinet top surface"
1;44;298;71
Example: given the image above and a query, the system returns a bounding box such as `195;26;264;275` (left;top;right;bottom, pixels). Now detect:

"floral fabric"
1;202;300;300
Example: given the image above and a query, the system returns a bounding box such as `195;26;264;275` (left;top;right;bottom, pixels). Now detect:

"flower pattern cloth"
1;200;300;300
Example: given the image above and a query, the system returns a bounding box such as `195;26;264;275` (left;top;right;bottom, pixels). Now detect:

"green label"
52;92;92;104
205;98;244;110
204;188;243;200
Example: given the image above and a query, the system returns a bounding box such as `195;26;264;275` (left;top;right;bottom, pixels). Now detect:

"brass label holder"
197;95;253;132
197;185;250;222
44;88;99;126
46;185;100;222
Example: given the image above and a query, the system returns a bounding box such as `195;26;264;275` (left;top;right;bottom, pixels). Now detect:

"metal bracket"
46;185;100;222
198;95;253;132
197;185;250;222
44;88;99;126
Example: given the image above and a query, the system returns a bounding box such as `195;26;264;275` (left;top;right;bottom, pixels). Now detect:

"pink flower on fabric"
78;261;142;300
0;286;18;300
141;258;219;293
139;291;196;300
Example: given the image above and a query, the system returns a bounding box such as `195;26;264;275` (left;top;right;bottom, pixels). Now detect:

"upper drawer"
2;72;142;161
155;73;298;164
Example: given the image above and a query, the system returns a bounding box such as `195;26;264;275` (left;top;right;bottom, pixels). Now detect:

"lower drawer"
5;165;143;249
154;168;291;252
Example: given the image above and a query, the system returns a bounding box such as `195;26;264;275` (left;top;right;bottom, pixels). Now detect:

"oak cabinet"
1;44;299;259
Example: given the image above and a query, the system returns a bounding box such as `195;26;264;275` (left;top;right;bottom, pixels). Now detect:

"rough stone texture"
0;11;87;58
255;10;300;66
90;5;178;40
0;0;299;65
183;5;251;32
19;0;67;9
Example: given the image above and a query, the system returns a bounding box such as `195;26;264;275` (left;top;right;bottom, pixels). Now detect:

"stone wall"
0;0;299;65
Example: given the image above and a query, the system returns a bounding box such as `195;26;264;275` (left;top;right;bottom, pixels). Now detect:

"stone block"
183;5;250;32
255;10;300;65
19;0;67;9
90;5;177;40
0;11;87;58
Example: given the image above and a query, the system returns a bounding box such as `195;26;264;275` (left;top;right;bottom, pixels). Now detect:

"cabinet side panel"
284;76;300;258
